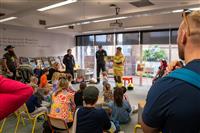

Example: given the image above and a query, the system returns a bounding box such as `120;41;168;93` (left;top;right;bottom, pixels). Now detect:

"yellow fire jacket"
113;53;125;76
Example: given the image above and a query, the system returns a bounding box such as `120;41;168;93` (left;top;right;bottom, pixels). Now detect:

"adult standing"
96;45;107;83
113;47;125;87
142;10;200;133
3;45;18;80
63;49;75;81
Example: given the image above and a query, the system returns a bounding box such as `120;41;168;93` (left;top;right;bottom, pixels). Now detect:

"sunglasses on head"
182;9;193;37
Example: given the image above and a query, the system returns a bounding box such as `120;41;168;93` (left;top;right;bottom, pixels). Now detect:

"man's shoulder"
148;77;184;99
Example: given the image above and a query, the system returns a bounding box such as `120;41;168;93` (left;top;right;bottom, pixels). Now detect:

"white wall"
0;24;76;58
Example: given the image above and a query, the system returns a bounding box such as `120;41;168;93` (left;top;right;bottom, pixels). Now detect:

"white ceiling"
0;0;200;34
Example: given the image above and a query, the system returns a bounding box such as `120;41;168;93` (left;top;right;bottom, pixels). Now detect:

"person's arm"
0;76;33;120
141;120;159;133
104;50;107;62
125;100;131;113
3;58;10;73
72;56;75;67
104;50;107;56
142;81;170;133
100;109;111;130
63;55;67;65
96;51;98;59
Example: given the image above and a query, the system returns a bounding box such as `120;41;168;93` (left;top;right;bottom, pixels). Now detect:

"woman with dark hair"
107;87;131;124
74;82;87;107
153;59;168;83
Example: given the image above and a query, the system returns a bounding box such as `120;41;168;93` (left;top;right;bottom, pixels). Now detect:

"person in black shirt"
76;86;111;133
96;45;107;83
74;82;87;108
47;62;60;81
3;45;18;80
142;10;200;133
63;49;75;80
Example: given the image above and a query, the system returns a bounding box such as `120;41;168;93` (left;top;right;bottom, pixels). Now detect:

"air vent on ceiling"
130;0;154;7
68;25;74;29
39;20;46;25
0;13;5;17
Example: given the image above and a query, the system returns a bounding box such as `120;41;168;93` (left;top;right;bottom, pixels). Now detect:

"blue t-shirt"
143;60;200;133
108;100;131;124
76;107;111;133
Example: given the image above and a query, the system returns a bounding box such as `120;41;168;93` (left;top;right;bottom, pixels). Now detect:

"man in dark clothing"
142;10;200;133
3;45;18;80
63;49;75;79
96;45;107;83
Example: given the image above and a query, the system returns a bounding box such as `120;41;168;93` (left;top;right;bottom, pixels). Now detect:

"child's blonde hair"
29;76;38;92
51;72;61;82
55;74;69;96
30;76;38;84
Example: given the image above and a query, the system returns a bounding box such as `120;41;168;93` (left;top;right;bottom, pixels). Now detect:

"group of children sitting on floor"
25;67;132;132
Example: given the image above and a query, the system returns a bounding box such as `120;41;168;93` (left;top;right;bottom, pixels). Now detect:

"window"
171;29;178;44
117;32;139;45
95;34;114;45
142;30;169;44
76;35;94;46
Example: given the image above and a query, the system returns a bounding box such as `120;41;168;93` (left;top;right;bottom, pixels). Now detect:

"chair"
15;104;47;133
0;118;6;133
122;76;133;87
47;114;69;133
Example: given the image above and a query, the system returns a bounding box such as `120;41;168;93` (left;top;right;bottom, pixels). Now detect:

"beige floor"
0;80;150;133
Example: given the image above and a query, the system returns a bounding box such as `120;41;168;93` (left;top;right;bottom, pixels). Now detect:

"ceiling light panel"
37;0;77;12
0;17;17;23
47;25;68;29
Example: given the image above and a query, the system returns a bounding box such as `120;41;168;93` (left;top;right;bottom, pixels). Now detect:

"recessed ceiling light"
0;17;17;23
125;26;153;30
172;9;184;13
47;25;68;30
37;0;77;12
80;21;91;24
82;30;103;34
190;7;200;11
93;16;128;23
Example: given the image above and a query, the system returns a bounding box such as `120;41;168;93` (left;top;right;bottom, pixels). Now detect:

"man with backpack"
142;10;200;133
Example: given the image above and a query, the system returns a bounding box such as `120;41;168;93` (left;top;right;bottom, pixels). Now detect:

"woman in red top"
0;75;33;120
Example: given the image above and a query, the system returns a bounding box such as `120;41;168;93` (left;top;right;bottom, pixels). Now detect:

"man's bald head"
177;10;200;60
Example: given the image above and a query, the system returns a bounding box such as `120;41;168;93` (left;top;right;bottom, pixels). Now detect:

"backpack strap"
167;68;200;89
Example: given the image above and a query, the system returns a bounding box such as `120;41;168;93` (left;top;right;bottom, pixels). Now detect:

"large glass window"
76;35;94;46
95;34;114;45
142;30;169;44
171;29;178;44
75;29;179;86
117;32;139;45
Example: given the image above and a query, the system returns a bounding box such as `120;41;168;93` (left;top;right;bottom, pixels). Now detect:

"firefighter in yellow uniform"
113;47;125;87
